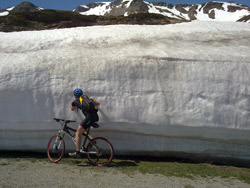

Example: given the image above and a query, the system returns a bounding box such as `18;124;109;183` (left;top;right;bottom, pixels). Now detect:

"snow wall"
0;21;250;164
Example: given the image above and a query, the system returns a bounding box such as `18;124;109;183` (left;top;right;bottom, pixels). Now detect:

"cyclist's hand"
70;105;76;111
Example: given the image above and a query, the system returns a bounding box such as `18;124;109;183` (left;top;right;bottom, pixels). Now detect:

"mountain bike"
47;118;114;166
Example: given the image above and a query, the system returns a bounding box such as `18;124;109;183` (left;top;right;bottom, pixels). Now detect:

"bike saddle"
91;123;99;128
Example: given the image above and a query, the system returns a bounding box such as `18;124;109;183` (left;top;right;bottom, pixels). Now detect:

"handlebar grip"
54;118;62;122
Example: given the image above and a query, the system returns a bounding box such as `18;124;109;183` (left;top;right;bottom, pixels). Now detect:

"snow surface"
145;2;161;15
6;6;15;11
124;0;133;8
0;6;14;17
0;21;250;161
195;2;250;22
214;9;249;22
79;2;111;16
0;11;9;16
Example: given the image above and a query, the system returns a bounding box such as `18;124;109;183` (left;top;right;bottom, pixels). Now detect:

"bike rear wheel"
47;135;65;163
87;137;114;166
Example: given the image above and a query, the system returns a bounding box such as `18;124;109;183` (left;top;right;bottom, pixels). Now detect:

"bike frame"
55;118;95;153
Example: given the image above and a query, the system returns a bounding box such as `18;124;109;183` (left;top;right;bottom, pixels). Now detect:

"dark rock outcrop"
10;1;39;13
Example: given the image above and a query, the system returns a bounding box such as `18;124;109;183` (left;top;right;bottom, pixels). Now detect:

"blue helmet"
74;88;83;96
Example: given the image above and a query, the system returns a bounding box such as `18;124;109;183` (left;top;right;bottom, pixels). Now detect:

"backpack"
79;95;95;112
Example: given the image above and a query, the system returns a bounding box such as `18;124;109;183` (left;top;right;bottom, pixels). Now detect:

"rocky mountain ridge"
75;0;250;22
0;1;249;32
0;2;177;32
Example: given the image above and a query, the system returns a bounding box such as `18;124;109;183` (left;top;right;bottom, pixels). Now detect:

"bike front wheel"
87;137;114;166
47;135;65;163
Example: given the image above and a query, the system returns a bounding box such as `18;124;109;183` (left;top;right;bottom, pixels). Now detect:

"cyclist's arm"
71;101;77;111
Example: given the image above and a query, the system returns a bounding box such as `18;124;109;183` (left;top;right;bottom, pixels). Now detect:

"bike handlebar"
54;118;76;123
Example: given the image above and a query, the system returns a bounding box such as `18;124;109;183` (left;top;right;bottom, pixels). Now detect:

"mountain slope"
0;1;43;17
75;0;250;22
0;2;180;32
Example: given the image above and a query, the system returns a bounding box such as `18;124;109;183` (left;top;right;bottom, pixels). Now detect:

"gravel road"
0;157;249;188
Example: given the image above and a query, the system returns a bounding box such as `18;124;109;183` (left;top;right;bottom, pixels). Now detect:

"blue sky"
1;0;250;10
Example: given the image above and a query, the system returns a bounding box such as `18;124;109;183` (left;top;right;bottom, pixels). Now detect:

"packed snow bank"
0;21;250;163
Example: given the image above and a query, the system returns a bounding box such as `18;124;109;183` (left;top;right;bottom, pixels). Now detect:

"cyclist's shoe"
69;151;82;158
80;148;88;153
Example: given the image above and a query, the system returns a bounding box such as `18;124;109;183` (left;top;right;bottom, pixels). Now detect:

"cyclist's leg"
85;112;99;141
76;112;99;149
70;127;90;157
69;125;85;157
75;125;85;151
76;114;93;150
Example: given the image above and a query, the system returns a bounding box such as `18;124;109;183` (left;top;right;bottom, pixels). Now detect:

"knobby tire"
47;135;65;163
87;137;114;166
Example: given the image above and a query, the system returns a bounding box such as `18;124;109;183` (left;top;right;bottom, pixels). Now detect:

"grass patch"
110;159;250;184
24;155;249;184
1;152;249;184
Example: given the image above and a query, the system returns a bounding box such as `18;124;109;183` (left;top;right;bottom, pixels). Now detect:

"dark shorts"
80;112;99;129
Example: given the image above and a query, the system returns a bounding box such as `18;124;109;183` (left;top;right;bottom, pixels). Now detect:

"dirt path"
0;158;249;188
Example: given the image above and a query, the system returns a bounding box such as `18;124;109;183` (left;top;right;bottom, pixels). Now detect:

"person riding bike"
69;88;100;158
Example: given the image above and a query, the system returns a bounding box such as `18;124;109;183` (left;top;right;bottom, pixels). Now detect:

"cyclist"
69;88;100;158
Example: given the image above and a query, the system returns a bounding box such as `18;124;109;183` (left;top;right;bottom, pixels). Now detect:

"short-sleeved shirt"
72;97;97;116
72;98;87;115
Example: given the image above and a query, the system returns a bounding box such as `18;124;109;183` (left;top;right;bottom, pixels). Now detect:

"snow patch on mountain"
195;2;249;21
0;6;14;16
0;11;9;16
79;2;112;16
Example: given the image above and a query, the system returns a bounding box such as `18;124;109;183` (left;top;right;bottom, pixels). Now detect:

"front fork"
53;130;65;150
